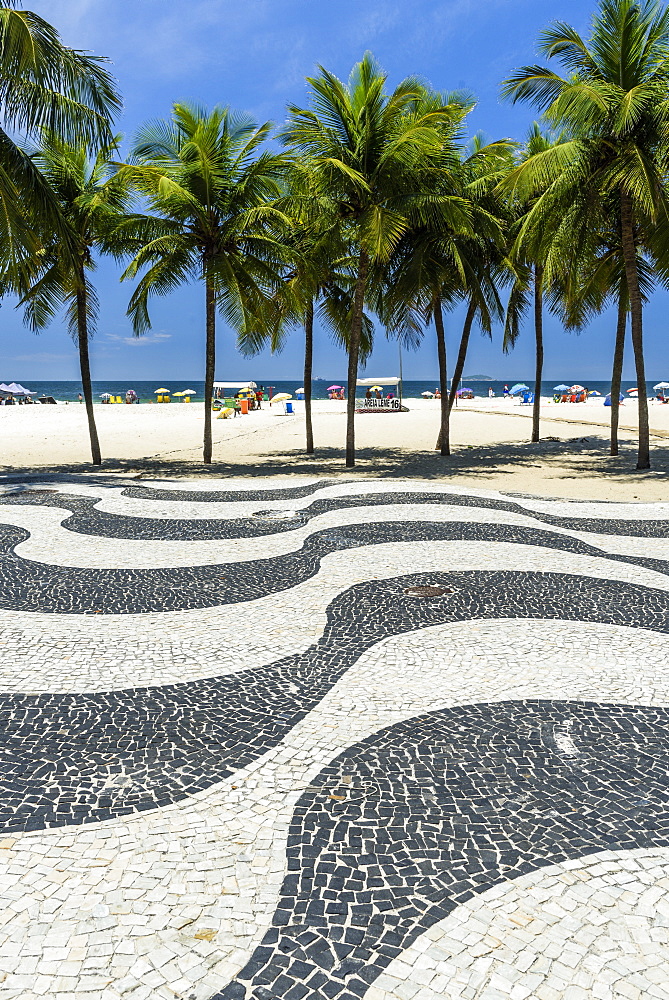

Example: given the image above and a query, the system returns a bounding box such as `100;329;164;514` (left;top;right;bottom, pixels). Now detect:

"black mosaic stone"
0;570;667;834
213;699;669;1000
2;485;667;540
122;480;341;502
0;514;666;615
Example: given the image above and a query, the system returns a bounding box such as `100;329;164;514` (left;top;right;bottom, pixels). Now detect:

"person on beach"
78;393;83;403
503;384;509;397
489;387;494;397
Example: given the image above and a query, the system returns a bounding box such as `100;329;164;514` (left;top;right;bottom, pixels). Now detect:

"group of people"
365;388;395;400
0;395;38;405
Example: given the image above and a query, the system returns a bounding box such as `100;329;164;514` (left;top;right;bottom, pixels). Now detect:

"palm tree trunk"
435;296;476;450
609;292;626;457
620;191;650;469
531;264;544;443
447;297;477;412
434;295;450;456
76;268;101;466
345;248;369;468
304;298;314;454
203;274;216;465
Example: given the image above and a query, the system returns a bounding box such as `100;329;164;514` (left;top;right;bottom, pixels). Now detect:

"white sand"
1;395;668;501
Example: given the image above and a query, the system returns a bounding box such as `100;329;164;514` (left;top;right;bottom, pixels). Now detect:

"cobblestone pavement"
0;475;667;1000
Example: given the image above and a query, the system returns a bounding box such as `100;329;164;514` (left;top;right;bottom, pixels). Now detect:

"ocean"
5;378;659;404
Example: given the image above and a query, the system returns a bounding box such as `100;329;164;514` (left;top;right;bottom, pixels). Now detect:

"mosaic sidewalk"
0;475;667;1000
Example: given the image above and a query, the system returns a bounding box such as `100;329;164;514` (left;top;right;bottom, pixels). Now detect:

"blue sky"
2;0;667;383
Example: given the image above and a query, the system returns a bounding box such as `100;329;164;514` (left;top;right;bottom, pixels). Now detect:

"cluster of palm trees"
2;0;667;471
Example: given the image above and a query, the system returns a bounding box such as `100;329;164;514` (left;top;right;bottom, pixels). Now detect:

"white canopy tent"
213;381;257;389
0;382;35;395
356;377;401;387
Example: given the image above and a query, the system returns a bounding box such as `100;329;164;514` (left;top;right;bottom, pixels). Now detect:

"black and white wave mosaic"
1;570;667;834
0;475;667;1000
3;482;669;539
0;516;667;614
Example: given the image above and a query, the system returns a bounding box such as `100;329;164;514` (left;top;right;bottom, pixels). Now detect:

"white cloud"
106;332;172;347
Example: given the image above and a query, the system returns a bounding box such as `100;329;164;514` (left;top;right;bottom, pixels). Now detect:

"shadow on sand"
1;434;667;496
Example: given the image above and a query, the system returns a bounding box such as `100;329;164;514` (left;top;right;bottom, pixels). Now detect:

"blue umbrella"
553;383;570;391
604;392;625;406
509;383;530;395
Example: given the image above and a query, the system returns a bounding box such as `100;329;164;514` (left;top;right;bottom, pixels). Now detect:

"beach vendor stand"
355;377;406;412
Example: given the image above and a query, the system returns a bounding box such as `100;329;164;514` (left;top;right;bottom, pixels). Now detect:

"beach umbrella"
327;385;343;391
627;388;638;395
604;392;625;405
553;384;570;391
570;384;585;392
295;387;305;393
99;392;112;399
270;393;292;405
181;389;196;395
369;385;383;391
653;381;669;390
154;388;170;393
173;391;185;396
588;390;601;396
421;391;434;397
509;383;529;394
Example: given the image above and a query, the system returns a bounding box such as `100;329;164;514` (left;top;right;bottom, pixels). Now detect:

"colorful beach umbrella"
553;384;570;391
270;393;292;404
509;383;529;394
327;385;343;391
570;384;585;392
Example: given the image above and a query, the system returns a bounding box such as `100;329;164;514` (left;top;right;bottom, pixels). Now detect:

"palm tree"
282;53;467;467
502;0;669;470
15;133;131;465
502;125;566;444
0;3;121;268
120;103;290;464
242;213;374;455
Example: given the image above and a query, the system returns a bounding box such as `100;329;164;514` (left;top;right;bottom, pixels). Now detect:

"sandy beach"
1;395;668;500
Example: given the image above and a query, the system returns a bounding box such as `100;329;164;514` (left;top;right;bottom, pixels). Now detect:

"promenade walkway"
0;475;666;1000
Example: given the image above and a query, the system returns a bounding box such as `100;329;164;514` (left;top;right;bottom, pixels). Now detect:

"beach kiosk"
356;377;406;412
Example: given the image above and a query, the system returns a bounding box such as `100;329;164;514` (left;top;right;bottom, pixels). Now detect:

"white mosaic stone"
368;849;669;1000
